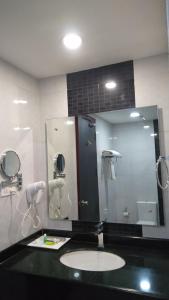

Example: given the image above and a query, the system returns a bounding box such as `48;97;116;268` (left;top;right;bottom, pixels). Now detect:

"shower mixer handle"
81;200;88;206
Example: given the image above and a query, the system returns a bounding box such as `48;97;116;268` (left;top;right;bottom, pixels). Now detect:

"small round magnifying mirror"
0;150;21;179
54;154;65;174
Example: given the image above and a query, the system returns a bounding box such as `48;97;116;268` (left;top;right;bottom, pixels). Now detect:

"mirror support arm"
0;173;22;191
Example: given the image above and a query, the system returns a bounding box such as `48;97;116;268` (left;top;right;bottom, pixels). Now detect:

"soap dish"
28;235;70;250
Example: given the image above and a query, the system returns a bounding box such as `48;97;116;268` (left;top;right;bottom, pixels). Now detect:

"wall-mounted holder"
53;171;66;179
0;150;22;193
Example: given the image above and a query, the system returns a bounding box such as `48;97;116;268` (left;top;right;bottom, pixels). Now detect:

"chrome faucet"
94;222;104;249
97;232;104;249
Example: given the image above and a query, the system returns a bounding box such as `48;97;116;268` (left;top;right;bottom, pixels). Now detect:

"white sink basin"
60;250;126;272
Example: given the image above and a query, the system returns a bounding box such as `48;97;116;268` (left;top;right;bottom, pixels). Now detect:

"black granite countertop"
1;233;169;300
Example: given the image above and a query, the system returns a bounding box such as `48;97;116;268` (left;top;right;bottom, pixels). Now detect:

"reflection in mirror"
87;106;163;225
46;117;78;220
46;106;164;226
0;150;21;178
54;153;65;178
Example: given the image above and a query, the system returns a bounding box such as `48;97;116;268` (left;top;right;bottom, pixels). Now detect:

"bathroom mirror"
0;150;21;179
46;117;78;220
46;105;164;226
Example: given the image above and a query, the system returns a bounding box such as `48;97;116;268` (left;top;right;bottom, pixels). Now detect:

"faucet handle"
80;200;88;206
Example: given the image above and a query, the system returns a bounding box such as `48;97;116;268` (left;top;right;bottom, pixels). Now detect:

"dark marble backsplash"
72;221;142;237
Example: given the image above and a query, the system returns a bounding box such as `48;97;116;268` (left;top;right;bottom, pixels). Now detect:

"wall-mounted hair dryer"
26;181;46;204
21;181;46;237
102;150;122;158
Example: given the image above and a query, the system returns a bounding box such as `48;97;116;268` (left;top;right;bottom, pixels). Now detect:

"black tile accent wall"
67;61;135;116
72;221;102;233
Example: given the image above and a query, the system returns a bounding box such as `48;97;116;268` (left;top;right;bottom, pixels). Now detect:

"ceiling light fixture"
23;127;31;130
13;126;30;131
74;272;80;278
105;81;117;89
144;125;150;129
130;112;140;118
13;126;21;131
63;33;82;50
13;99;27;104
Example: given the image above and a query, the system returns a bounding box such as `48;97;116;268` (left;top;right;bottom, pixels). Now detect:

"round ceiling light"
105;81;117;89
63;33;82;50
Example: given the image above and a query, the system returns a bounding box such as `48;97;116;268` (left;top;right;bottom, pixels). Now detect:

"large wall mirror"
46;105;164;226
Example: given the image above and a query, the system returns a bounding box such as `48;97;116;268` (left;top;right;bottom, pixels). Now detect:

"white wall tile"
0;59;43;251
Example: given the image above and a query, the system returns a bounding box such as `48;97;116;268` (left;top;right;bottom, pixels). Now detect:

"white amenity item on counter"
28;235;70;250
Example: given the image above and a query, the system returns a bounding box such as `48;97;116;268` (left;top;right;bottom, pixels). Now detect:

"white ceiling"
0;0;168;78
95;106;158;124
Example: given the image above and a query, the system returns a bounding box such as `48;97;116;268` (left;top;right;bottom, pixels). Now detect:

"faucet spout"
97;232;104;249
94;222;104;249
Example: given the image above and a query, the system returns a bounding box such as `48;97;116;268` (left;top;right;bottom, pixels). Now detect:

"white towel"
102;157;116;180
